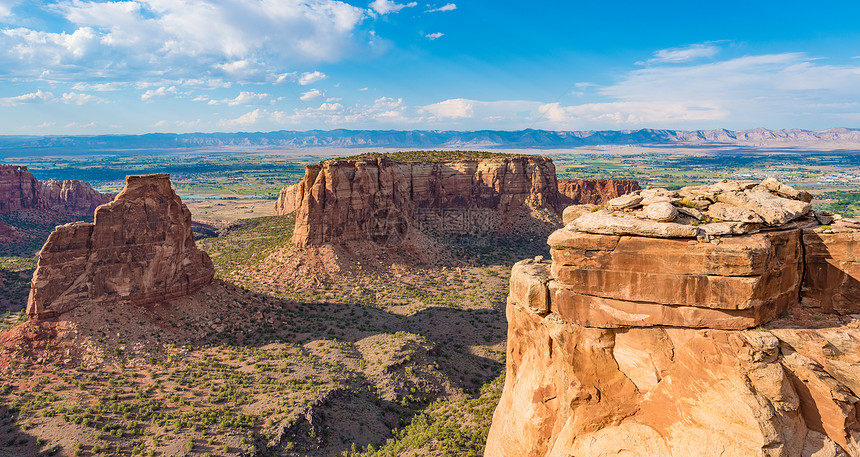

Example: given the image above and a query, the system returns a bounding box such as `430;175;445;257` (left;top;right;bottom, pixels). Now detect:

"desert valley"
0;132;859;456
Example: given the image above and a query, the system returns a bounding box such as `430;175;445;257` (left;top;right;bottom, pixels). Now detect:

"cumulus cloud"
60;91;105;105
300;89;324;101
207;91;269;106
420;98;475;119
426;3;456;12
0;0;369;84
370;0;417;14
426;32;443;40
298;71;328;85
647;43;720;64
140;86;177;102
0;89;54;106
219;109;264;128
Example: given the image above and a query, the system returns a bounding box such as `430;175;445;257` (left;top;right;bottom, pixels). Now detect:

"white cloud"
426;32;443;40
207;91;269;106
0;0;369;84
219;109;263;128
298;71;328;85
0;89;54;106
647;43;720;64
426;3;456;12
71;82;125;91
421;98;475;119
274;72;297;84
300;89;324;101
60;91;105;105
140;86;177;102
370;0;417;14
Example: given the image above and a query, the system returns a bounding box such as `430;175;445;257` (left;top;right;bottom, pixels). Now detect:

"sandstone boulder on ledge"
26;173;214;319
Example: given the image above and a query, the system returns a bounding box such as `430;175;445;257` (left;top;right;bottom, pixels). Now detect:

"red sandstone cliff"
40;179;115;215
557;179;640;205
486;179;860;457
26;173;214;319
0;165;113;215
284;156;561;246
0;165;46;213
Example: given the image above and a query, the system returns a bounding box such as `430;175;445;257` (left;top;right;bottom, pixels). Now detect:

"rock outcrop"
273;182;301;215
0;165;45;213
557;179;640;206
285;155;561;246
26;174;214;319
486;178;860;457
0;164;113;215
40;179;115;215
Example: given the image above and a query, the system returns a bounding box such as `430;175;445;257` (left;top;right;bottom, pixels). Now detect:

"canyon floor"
0;198;550;457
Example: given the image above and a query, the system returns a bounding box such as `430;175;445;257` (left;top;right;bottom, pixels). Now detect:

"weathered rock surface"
802;224;860;314
273;182;301;215
557;179;640;206
26;174;214;319
41;179;114;215
288;156;561;245
0;165;45;213
486;298;860;457
487;177;860;457
0;164;113;215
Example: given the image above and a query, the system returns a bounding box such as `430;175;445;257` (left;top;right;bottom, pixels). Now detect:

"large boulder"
26;173;214;319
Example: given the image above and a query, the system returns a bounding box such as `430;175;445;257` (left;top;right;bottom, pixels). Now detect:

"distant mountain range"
2;128;860;153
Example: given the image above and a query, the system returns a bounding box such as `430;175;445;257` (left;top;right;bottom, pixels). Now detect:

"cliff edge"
486;178;860;457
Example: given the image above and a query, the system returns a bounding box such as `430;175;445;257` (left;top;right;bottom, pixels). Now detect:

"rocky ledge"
486;178;860;457
26;173;214;319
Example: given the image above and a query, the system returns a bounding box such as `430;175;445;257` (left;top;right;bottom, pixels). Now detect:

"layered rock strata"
26;174;214;319
273;182;301;215
0;164;113;215
0;165;45;213
40;179;115;215
557;179;640;206
285;156;561;245
487;178;860;456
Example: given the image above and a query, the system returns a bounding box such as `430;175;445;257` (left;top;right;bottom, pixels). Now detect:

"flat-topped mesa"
26;173;214;320
486;178;860;457
284;151;561;246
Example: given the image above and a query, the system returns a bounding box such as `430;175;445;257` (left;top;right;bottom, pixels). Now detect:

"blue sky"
1;0;860;134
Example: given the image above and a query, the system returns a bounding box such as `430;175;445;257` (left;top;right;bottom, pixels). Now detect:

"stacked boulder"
486;178;860;457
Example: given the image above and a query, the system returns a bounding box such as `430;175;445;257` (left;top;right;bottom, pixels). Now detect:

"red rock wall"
273;182;301;216
557;179;640;206
26;174;214;319
41;180;115;215
290;157;561;245
0;165;46;213
801;225;860;314
487;257;860;456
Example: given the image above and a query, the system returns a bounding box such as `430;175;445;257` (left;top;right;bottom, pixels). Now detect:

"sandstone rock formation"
0;165;45;213
0;164;113;215
486;178;860;457
273;182;301;215
285;155;561;246
557;179;641;206
26;173;214;319
40;179;114;215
